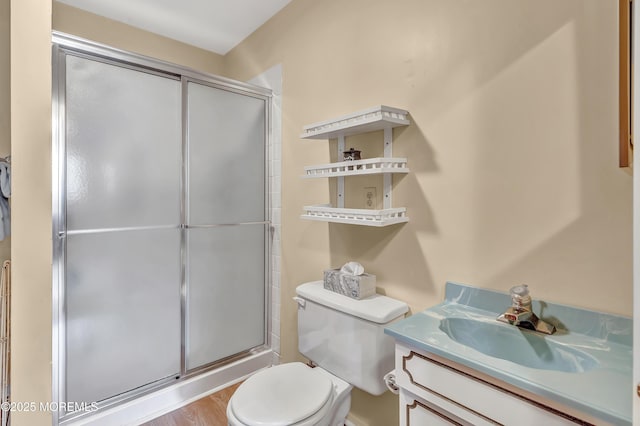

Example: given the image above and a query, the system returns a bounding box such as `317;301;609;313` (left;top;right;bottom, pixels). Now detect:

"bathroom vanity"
385;282;632;425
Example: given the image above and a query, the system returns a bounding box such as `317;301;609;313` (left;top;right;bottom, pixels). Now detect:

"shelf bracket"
383;127;392;209
337;134;345;208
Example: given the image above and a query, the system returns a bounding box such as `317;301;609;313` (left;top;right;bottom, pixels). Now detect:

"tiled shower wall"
250;64;282;362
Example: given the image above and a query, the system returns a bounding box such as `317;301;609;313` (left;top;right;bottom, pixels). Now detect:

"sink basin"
439;317;598;373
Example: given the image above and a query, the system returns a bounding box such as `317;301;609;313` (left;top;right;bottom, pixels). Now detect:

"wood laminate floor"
141;382;241;426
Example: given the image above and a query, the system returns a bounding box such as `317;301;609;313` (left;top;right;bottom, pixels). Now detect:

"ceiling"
55;0;292;55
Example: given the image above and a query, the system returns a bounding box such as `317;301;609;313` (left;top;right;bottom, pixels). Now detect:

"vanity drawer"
400;388;477;426
395;343;587;425
400;388;498;426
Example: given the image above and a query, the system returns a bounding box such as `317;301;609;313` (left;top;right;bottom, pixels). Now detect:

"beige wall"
53;3;224;75
224;0;632;424
11;0;53;424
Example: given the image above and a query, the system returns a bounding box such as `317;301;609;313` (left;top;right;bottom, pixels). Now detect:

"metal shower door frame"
51;32;272;425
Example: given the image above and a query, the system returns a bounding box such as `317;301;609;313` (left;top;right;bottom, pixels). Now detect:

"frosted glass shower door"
186;82;267;370
63;55;182;404
186;225;266;369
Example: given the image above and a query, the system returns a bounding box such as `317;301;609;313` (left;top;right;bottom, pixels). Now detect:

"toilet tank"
295;281;408;396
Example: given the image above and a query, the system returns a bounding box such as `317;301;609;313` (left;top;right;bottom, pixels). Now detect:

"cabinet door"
400;390;468;426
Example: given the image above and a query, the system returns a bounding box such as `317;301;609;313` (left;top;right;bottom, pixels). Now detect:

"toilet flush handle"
293;296;306;308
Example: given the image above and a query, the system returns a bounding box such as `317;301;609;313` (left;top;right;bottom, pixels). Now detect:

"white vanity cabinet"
394;343;591;426
300;105;410;226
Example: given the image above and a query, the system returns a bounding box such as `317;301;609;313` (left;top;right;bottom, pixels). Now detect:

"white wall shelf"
300;105;410;227
301;205;409;227
302;157;409;178
301;105;410;140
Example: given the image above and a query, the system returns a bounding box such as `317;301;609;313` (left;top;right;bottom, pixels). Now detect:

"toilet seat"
229;362;335;426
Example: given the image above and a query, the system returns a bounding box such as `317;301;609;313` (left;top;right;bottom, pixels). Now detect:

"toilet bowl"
226;281;408;426
226;362;352;426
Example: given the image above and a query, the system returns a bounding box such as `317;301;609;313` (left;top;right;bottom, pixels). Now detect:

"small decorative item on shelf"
343;147;362;161
323;261;376;300
343;147;361;171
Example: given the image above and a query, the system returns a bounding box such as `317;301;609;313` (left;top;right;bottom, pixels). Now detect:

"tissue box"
323;269;377;300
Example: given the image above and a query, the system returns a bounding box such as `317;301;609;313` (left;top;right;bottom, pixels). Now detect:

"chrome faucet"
497;285;556;335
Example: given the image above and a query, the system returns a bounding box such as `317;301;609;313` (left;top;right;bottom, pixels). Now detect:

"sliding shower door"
53;41;270;419
63;55;182;404
185;82;266;370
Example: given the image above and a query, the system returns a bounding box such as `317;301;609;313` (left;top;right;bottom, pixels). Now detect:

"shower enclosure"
52;34;271;423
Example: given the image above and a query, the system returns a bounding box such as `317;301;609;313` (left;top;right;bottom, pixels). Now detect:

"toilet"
227;281;408;426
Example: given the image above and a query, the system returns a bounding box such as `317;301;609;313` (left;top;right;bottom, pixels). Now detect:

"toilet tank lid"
296;281;408;324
